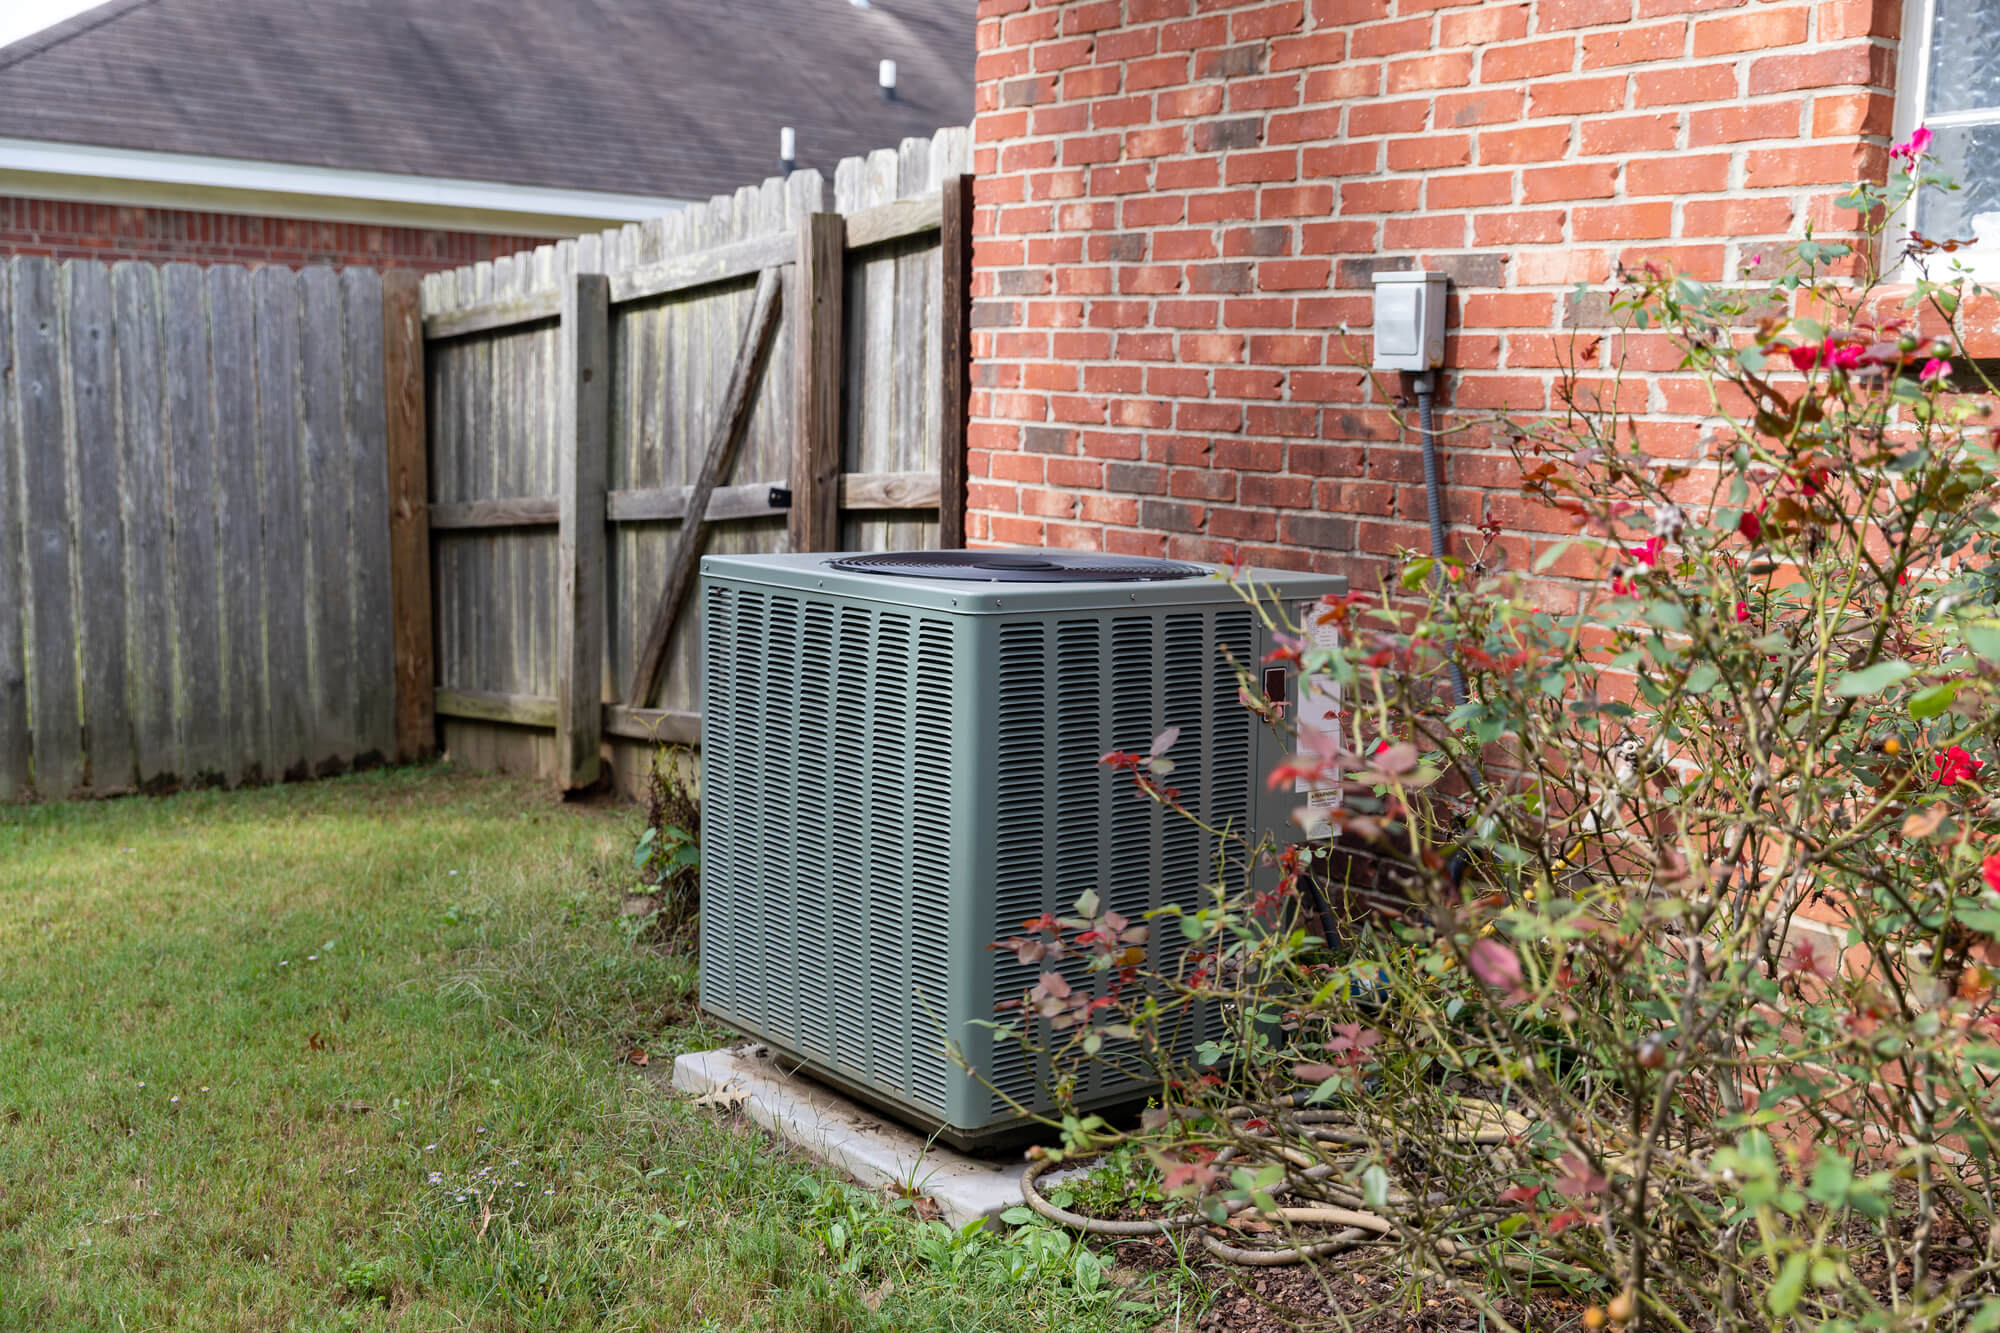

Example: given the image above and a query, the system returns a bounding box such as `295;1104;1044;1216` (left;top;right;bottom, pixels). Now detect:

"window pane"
1927;0;2000;114
1917;123;2000;251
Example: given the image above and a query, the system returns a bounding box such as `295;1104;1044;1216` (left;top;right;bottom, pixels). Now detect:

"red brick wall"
0;196;548;273
966;0;1898;596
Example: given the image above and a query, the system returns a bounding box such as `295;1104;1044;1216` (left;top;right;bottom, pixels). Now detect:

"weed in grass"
1056;1144;1164;1220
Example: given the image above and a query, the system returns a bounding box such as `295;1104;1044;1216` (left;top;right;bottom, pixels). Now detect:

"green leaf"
1965;623;2000;662
1533;539;1576;573
1361;1164;1390;1210
1400;558;1435;592
1956;909;2000;937
1671;276;1706;305
1642;601;1687;632
1685;662;1720;695
1806;1156;1853;1206
1833;660;1913;695
1909;680;1964;720
1768;1252;1809;1315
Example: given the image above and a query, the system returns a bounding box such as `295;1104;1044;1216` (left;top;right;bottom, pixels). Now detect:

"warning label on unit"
1294;600;1343;815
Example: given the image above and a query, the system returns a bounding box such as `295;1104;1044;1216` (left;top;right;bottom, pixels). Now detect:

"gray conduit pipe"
1413;371;1469;709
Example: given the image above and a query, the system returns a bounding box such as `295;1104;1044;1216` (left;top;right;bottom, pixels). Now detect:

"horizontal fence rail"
420;127;972;791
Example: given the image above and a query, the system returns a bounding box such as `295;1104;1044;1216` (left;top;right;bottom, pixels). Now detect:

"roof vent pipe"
879;59;898;101
779;126;796;176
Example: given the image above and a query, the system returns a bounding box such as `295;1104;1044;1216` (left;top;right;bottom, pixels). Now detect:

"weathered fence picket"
420;127;973;792
0;256;420;799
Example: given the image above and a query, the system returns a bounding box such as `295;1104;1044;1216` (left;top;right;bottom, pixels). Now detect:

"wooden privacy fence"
420;128;972;791
0;257;428;800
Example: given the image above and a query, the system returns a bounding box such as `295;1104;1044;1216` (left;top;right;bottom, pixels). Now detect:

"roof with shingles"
0;0;974;200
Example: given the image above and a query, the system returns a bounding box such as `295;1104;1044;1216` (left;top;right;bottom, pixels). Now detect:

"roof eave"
0;136;687;237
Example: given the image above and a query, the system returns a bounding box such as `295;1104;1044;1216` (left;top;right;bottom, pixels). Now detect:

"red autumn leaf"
1554;1153;1609;1200
1782;936;1838;981
1370;743;1420;777
1544;1206;1592;1235
1266;756;1329;790
1468;939;1527;1003
1262;637;1302;666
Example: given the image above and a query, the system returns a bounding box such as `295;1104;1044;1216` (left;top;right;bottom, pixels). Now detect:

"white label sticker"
1295;600;1343;814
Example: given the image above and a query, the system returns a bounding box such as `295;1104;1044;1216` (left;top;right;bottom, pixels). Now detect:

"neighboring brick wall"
0;196;548;273
965;0;1898;598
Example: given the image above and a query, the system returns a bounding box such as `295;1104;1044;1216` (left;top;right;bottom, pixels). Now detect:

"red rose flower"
1934;746;1985;787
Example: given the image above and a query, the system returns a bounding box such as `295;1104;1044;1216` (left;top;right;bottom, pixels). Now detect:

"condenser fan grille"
827;550;1210;583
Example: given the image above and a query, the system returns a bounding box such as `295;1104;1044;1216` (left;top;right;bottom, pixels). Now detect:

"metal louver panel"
867;614;915;1094
792;601;837;1061
1107;617;1158;933
1162;613;1214;1066
700;584;736;1014
1053;621;1112;1102
757;597;802;1044
1161;614;1205;920
989;621;1047;1109
908;619;956;1111
1093;617;1156;1097
1211;610;1256;876
828;607;872;1077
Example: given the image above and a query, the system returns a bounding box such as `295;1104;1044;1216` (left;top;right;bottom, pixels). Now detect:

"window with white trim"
1897;0;2000;265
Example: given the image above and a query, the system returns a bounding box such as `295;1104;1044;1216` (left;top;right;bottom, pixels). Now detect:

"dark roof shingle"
0;0;974;200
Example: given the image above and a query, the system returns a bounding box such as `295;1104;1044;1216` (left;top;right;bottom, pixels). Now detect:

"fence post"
382;270;436;763
938;175;974;550
556;272;610;790
791;213;845;553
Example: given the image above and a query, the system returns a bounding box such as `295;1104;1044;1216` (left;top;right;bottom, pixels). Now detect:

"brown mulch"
1111;1232;1555;1332
1090;1179;1985;1332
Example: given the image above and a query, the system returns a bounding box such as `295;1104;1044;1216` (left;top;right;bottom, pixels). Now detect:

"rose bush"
981;137;2000;1330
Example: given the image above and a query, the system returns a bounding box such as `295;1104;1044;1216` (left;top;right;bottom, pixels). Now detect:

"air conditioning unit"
698;549;1347;1147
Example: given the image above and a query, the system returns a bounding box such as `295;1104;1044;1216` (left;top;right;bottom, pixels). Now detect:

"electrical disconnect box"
1371;270;1447;371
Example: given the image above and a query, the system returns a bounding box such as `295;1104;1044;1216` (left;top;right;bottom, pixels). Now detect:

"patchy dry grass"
0;767;1166;1332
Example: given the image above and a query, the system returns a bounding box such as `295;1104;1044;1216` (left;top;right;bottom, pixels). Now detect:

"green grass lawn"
0;767;1175;1332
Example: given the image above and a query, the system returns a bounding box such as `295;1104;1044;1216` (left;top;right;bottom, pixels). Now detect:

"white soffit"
0;136;688;236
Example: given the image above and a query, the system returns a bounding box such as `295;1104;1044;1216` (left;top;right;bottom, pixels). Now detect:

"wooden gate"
417;128;972;791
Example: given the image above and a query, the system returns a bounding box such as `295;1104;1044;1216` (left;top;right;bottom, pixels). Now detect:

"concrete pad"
671;1044;1028;1229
